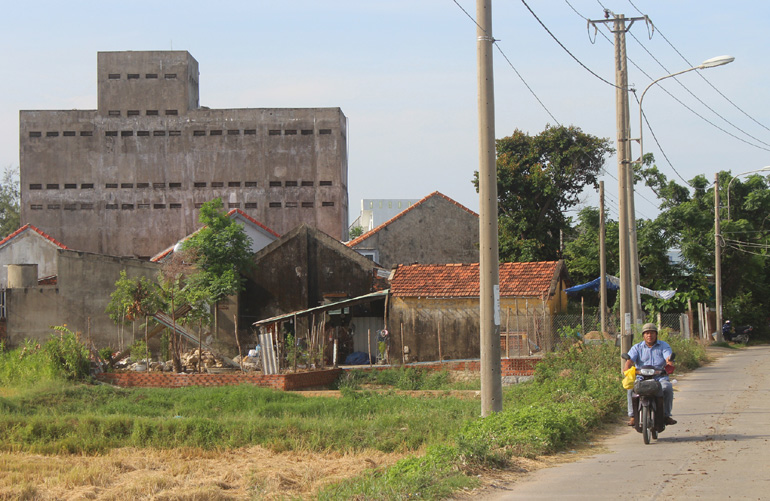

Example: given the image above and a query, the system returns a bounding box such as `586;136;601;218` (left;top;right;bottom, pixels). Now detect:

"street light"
630;55;734;330
726;166;770;220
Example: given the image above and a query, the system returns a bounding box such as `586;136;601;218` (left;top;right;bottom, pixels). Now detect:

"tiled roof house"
386;261;569;362
0;224;69;288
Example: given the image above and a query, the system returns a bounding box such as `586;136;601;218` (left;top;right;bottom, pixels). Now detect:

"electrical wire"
627;0;770;135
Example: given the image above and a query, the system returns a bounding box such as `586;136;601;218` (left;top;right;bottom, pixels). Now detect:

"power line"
627;0;770;135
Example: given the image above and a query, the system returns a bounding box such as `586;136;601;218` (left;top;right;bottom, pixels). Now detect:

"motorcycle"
725;325;753;344
622;353;675;445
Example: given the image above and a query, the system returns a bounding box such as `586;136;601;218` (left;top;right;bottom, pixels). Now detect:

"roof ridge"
0;224;69;250
346;191;477;247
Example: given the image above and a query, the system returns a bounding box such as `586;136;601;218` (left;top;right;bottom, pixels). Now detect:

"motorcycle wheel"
642;406;651;445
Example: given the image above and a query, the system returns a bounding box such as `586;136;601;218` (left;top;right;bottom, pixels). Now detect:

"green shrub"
45;327;91;381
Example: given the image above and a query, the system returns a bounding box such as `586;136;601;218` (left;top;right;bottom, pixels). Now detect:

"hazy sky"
1;1;768;226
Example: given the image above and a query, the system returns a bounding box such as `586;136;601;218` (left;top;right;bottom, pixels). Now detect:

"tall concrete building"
20;51;348;258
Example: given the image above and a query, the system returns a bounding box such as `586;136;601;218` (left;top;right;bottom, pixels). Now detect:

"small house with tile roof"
347;192;479;269
0;224;69;288
386;260;569;362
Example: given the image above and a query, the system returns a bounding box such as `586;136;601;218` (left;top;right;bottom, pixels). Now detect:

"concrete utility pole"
476;0;502;416
714;174;724;342
588;12;647;359
599;182;608;335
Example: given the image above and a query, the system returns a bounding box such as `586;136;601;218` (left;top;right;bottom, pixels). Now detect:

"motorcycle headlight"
639;368;655;376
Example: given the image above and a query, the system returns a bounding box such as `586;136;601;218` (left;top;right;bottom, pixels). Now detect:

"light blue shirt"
628;339;672;371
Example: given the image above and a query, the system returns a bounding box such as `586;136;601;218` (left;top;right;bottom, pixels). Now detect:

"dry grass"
0;446;406;500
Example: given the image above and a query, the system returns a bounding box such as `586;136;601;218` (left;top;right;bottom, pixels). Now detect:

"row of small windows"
108;73;177;80
30;128;333;138
108;110;177;116
29;181;333;190
29;201;335;210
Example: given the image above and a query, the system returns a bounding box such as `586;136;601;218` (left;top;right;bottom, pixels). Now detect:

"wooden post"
581;296;585;337
234;314;243;372
400;322;405;365
657;312;662;333
515;299;521;356
293;314;298;373
505;307;510;359
687;299;694;339
367;328;372;367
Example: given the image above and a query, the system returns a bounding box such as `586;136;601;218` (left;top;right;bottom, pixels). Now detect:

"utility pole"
714;173;724;342
599;181;607;335
477;0;502;416
589;12;647;359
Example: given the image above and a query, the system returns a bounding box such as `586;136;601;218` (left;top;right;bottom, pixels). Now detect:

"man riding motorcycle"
624;323;677;427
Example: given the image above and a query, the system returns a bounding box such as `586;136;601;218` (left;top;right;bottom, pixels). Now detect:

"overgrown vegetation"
0;338;709;499
336;367;474;391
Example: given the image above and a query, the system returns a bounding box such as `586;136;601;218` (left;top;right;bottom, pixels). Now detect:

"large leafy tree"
476;125;614;262
0;167;20;238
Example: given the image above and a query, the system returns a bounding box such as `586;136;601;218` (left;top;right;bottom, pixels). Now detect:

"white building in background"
349;199;420;233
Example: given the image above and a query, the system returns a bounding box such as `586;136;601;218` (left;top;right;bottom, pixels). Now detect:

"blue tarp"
566;275;676;300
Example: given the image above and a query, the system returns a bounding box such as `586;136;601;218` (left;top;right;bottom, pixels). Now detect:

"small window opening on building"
319;180;332;186
301;181;314;187
210;130;222;136
302;202;314;208
194;182;207;188
64;183;76;189
169;203;182;209
268;130;281;136
80;131;93;137
193;130;206;136
81;203;93;210
227;129;241;135
165;110;178;116
127;110;140;116
127;74;140;79
244;202;257;209
64;204;77;211
138;203;150;209
47;204;61;210
30;204;43;210
106;183;118;189
285;181;298;187
108;74;121;80
63;131;76;137
244;129;256;135
81;183;94;189
164;73;177;79
146;110;159;116
105;131;118;137
29;131;42;138
153;182;165;189
121;131;133;137
285;129;297;135
228;181;241;187
137;182;149;188
46;131;59;137
46;184;59;190
168;130;181;136
106;204;118;210
322;201;335;207
285;201;298;208
145;73;158;79
153;131;166;137
108;110;121;116
228;202;241;209
269;202;282;208
194;202;204;209
154;203;166;209
301;129;314;135
122;204;134;210
29;184;42;190
319;129;332;135
211;181;224;188
137;131;149;136
269;181;282;187
169;182;182;188
121;183;133;189
245;181;257;187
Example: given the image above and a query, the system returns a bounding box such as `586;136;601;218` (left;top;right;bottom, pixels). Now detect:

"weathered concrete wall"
5;249;159;348
20;51;348;258
350;194;479;269
0;230;61;288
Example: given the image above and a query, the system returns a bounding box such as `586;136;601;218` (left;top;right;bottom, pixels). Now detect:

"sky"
1;1;769;226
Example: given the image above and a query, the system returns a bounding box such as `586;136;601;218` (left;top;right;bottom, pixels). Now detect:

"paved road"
484;345;770;500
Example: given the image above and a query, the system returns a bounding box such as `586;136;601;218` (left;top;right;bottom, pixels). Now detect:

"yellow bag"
622;366;636;390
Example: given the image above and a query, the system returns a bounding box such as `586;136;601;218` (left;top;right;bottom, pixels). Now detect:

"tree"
349;226;364;239
475;125;614;262
0;167;20;238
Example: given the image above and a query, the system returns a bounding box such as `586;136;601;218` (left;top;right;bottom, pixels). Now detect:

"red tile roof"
0;224;69;250
390;261;562;298
347;191;478;247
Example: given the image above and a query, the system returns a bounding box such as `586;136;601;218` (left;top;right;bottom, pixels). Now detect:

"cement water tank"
6;264;38;288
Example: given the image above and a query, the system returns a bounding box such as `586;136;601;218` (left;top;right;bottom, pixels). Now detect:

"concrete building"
20;50;349;259
349;198;419;233
347;192;479;268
